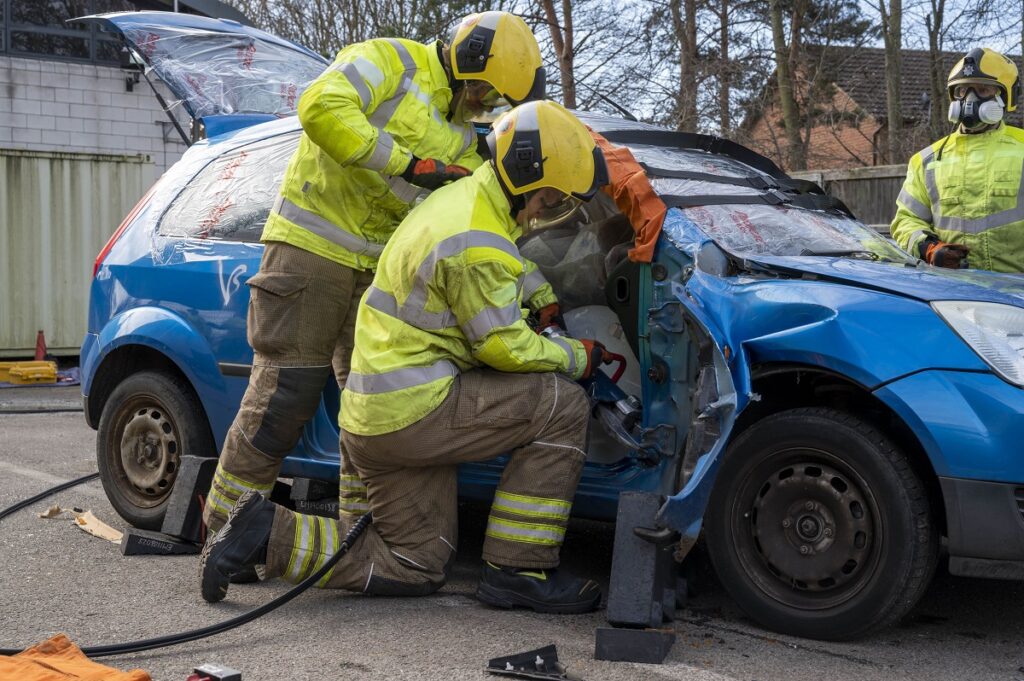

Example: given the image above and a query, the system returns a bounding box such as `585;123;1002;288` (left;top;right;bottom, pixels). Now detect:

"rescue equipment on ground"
0;361;57;385
0;475;372;658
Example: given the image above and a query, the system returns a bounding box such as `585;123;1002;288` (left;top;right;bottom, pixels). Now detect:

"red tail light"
93;185;157;278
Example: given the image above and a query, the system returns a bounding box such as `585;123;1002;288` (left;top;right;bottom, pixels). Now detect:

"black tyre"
705;407;938;640
96;370;214;529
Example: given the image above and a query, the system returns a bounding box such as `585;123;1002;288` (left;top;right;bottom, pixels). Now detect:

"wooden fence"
790;164;908;234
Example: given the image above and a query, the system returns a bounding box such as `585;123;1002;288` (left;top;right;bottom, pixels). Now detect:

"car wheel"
96;370;214;529
705;407;938;640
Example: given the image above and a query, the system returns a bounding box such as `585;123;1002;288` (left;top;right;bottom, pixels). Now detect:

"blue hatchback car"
81;12;1024;641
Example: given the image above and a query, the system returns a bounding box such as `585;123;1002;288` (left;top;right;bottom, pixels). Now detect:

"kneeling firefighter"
203;11;548;536
200;100;614;614
892;47;1024;272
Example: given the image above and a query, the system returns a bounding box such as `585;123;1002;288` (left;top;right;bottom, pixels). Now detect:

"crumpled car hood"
747;256;1024;308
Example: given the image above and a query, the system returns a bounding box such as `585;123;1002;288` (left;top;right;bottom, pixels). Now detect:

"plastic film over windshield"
677;204;909;259
122;25;326;118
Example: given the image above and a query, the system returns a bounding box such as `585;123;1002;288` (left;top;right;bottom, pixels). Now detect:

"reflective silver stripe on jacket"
346;359;458;394
364;285;456;330
368;39;420;129
461;300;523;344
521;269;549;300
363;231;523;333
336;62;373;111
272;195;385;257
362;131;396;172
897;188;931;221
907;229;932;256
549;337;577;376
923;156;1024;234
386;175;426;204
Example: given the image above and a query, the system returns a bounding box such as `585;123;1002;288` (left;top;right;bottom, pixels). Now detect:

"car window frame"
155;127;300;245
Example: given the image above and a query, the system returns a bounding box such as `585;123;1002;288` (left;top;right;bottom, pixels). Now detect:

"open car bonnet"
78;12;328;130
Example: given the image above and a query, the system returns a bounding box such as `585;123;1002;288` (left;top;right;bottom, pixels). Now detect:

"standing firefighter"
203;12;546;533
892;47;1024;272
199;101;614;614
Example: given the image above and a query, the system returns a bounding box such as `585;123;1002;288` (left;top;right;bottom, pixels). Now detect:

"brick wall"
0;55;188;173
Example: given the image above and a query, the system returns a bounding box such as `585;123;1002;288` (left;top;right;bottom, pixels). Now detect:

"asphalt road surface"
3;396;1024;680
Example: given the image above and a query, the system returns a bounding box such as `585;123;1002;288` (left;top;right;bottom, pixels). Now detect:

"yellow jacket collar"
474;163;520;240
427;40;454;115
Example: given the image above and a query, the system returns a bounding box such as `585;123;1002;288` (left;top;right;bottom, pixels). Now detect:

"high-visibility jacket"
339;164;586;436
892;123;1024;273
262;38;482;271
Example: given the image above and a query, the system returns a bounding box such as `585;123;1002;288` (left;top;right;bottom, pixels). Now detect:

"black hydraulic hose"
0;473;372;659
0;472;100;522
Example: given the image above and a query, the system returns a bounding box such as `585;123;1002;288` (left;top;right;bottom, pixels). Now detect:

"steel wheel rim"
729;446;883;611
111;394;181;508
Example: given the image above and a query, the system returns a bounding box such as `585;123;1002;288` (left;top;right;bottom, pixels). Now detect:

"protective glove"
401;156;471;190
535;303;565;333
580;339;613;379
923;239;970;269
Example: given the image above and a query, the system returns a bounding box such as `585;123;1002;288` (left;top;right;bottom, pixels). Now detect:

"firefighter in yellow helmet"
202;12;547;537
892;47;1024;272
200;101;613;614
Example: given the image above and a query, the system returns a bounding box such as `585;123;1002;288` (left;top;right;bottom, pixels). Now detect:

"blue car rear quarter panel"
875;370;1024;481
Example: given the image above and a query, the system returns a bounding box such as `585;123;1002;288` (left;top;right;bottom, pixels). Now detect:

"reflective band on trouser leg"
485;516;566;545
206;463;274;526
491;490;572;521
339;470;369;518
272;196;385;257
481;374;589;568
281;511;342;586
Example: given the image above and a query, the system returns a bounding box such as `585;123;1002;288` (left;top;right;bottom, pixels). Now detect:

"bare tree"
536;0;576;108
669;0;699;131
769;0;805;168
876;0;903;162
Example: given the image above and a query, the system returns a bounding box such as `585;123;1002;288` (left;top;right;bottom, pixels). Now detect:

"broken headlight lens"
932;301;1024;386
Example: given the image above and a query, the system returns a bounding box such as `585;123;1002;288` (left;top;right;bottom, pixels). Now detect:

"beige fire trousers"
203;241;373;532
263;369;591;595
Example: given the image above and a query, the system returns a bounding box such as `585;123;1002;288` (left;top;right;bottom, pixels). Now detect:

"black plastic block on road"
121;528;200;556
160;455;217;543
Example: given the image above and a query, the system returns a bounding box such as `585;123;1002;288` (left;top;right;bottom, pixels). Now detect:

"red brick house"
740;47;1024;171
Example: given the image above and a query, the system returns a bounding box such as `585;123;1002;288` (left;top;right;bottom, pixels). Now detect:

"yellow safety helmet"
947;47;1020;111
487;100;608;219
450;11;545;105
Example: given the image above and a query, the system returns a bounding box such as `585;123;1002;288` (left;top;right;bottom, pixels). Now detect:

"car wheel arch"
718;363;946;538
87;343;213;446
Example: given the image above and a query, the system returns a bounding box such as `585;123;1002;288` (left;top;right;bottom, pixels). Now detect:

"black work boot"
475;562;602;614
199;490;275;603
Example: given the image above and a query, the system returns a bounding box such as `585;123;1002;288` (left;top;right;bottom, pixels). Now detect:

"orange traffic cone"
35;330;47;361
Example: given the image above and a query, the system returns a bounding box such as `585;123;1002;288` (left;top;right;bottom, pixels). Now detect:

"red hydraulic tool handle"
606;352;627;383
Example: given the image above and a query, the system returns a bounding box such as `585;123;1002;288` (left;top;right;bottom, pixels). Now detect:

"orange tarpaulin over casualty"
0;635;150;681
590;130;667;263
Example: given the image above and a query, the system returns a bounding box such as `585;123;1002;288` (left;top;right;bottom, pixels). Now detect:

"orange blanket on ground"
590;130;668;264
0;634;150;681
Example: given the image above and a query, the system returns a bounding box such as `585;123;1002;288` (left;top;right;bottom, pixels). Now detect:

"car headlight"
932;301;1024;387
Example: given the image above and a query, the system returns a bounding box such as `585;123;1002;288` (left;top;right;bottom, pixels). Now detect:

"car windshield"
676;203;914;263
